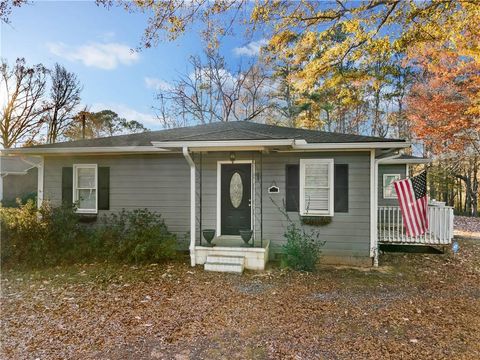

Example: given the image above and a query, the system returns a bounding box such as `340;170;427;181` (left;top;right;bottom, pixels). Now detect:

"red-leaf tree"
406;43;479;155
406;38;479;215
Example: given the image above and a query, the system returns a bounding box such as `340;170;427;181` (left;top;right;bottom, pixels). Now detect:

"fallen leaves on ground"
1;241;479;359
454;216;480;239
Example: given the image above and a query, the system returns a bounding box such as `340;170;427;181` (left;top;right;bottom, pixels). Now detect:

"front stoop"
204;255;245;274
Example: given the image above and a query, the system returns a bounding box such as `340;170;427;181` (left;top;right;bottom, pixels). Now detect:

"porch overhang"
151;139;410;152
378;157;431;165
151;139;303;151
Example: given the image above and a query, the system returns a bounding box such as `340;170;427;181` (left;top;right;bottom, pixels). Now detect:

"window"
285;164;299;212
299;159;334;216
73;164;98;213
383;174;400;199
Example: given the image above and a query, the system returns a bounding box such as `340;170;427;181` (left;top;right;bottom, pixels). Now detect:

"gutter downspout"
183;147;196;267
370;150;377;266
372;152;403;266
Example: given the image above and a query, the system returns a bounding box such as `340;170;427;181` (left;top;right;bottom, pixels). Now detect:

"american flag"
393;171;429;237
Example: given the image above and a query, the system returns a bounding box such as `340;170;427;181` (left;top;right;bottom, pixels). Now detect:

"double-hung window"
383;174;400;199
299;159;334;216
73;164;98;213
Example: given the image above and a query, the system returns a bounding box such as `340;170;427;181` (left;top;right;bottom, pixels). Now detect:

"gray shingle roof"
24;121;405;149
397;154;428;161
0;156;40;174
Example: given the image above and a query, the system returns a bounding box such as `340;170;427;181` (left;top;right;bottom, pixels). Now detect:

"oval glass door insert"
229;172;243;208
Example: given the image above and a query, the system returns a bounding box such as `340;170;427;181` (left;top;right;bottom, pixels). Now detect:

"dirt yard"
1;240;479;360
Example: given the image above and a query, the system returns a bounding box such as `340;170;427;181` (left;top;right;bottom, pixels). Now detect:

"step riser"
206;255;245;265
204;263;243;273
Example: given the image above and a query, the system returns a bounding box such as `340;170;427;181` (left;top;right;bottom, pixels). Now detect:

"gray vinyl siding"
260;152;371;258
196;151;371;259
43;154;191;245
43;151;372;259
378;164;407;207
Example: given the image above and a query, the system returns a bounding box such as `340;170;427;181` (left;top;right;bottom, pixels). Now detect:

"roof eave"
379;158;431;164
1;146;172;155
151;139;302;151
2;139;410;155
292;141;409;150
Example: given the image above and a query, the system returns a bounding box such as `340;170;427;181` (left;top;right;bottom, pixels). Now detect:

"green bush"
281;223;325;272
0;203;177;268
1;200;43;266
0;192;37;208
0;201;82;267
95;209;177;263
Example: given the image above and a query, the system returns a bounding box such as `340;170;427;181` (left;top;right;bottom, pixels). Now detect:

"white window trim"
299;158;334;217
73;164;98;214
383;173;400;199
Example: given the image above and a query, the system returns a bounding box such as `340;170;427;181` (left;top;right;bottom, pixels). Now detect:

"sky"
0;1;264;130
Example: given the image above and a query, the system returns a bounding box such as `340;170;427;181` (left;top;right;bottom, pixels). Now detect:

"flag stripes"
393;172;429;237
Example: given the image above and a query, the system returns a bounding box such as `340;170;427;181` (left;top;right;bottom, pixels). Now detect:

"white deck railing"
378;205;454;245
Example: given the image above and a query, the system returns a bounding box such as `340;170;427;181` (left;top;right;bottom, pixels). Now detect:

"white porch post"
37;156;44;209
369;150;378;266
372;152;405;266
182;147;196;266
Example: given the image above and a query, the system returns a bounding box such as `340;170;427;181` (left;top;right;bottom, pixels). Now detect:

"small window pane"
305;188;329;211
384;174;400;199
78;168;95;188
305;164;328;187
229;172;243;208
78;189;96;209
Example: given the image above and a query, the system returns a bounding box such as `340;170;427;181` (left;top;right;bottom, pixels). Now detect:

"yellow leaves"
341;18;357;34
268;31;297;51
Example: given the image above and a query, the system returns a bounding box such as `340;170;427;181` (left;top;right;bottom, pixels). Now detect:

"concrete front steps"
204;255;245;274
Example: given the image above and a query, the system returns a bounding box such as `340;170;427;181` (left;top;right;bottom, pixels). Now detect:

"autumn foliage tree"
406;45;480;155
406;37;479;215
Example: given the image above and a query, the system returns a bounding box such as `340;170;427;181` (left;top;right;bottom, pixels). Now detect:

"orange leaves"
406;42;480;154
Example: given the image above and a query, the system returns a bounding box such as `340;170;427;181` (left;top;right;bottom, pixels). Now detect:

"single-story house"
0;156;40;204
2;122;453;272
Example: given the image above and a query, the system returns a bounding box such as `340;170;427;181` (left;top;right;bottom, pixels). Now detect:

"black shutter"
334;164;349;213
285;164;299;212
62;167;73;207
98;167;110;210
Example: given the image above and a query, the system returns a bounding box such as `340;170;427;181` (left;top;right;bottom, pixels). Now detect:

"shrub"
92;208;177;263
0;201;86;267
0;192;37;208
1;200;45;266
0;203;177;268
281;222;325;272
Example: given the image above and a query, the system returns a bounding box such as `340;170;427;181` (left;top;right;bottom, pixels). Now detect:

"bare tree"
237;64;271;121
45;63;82;143
153;48;272;127
0;0;27;23
0;58;48;148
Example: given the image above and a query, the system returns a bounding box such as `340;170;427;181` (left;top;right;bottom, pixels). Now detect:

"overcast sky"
1;1;264;130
